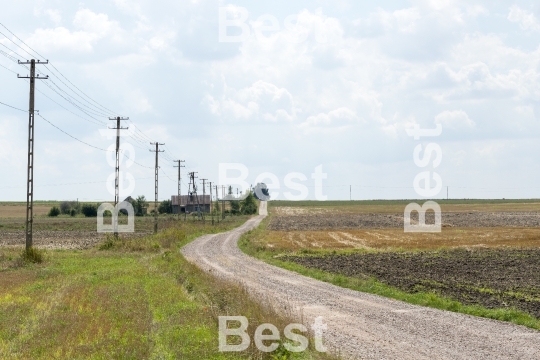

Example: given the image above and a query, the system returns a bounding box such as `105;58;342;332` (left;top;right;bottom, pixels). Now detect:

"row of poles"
19;58;238;249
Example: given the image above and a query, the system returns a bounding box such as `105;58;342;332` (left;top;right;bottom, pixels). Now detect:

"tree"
158;199;173;214
230;200;240;214
132;195;148;216
48;206;60;217
60;201;71;214
81;203;98;217
60;201;80;215
241;191;258;215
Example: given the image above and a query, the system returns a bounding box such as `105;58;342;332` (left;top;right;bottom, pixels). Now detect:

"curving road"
182;201;540;359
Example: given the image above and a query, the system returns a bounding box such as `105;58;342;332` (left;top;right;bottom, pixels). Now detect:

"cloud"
298;107;360;132
508;5;540;32
26;9;122;53
205;81;297;122
435;110;475;129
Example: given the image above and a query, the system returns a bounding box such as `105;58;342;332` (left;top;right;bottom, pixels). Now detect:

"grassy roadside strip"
238;215;540;331
0;216;333;360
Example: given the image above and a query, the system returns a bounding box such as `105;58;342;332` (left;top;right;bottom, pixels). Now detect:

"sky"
0;0;539;201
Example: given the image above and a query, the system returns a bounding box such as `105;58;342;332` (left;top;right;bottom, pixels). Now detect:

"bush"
60;201;80;215
230;200;240;215
60;201;71;214
81;203;98;217
240;192;258;215
20;247;44;264
48;206;60;217
70;209;77;217
158;199;173;214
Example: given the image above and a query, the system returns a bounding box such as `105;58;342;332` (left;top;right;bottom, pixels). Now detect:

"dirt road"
181;202;540;359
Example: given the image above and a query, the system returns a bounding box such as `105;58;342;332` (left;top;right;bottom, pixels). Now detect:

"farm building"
171;195;211;214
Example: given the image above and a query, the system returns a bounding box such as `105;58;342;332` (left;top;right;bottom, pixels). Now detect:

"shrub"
81;203;98;217
60;201;79;215
48;206;60;217
230;200;240;215
158;199;173;214
70;209;77;217
99;234;115;250
20;247;44;264
241;192;258;215
60;201;71;214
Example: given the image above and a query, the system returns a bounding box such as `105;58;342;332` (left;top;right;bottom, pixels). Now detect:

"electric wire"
0;100;26;112
0;23;118;115
37;112;154;169
0;177;155;190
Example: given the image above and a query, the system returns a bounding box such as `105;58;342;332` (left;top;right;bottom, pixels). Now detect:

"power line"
0;177;155;189
37;113;154;169
38;113;110;151
35;87;106;126
0;23;119;116
0;100;26;112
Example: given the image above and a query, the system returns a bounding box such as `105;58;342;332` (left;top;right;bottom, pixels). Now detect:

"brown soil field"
261;228;540;250
285;249;540;318
0;230;151;249
271;202;540;214
268;212;540;231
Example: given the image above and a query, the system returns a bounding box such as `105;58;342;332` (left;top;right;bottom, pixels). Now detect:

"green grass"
0;217;334;360
239;215;540;331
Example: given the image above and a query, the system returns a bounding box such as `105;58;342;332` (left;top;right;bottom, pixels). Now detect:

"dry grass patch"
256;228;540;251
0;205;52;218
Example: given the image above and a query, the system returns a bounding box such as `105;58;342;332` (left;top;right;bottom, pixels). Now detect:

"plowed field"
285;249;540;318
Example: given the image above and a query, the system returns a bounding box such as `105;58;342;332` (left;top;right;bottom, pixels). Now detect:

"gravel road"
181;202;540;359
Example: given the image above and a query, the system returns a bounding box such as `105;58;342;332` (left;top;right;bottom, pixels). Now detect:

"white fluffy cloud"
205;80;297;122
27;9;123;52
2;0;540;200
508;5;540;32
435;110;475;129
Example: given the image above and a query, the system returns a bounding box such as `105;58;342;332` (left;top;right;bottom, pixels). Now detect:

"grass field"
240;200;540;330
0;211;333;360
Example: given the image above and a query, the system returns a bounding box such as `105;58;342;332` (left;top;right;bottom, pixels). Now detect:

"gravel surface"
268;212;540;231
182;202;540;359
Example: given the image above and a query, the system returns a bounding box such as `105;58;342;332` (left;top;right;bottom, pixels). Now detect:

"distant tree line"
47;192;258;218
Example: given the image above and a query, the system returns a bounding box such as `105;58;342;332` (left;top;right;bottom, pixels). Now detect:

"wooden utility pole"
174;160;185;220
109;116;129;238
150;142;165;234
18;59;48;251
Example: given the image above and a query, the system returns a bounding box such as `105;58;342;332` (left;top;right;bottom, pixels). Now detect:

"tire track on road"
182;201;540;359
